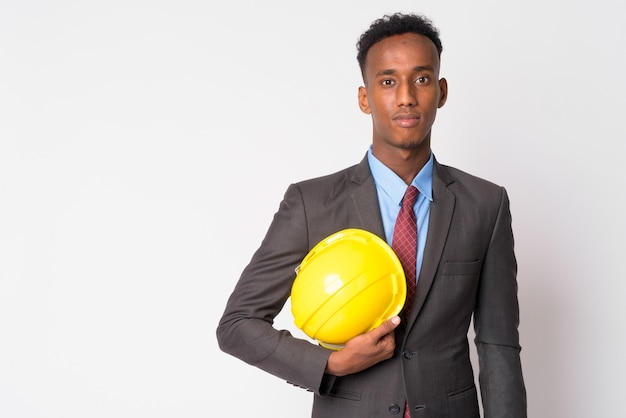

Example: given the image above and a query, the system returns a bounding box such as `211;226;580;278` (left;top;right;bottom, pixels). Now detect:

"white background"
1;1;625;417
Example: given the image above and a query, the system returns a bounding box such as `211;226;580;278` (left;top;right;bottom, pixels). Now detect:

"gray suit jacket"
217;154;526;417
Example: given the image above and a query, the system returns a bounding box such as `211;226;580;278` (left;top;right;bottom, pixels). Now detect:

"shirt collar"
367;145;434;205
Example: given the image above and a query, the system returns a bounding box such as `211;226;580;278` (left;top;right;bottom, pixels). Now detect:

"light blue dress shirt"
367;146;433;283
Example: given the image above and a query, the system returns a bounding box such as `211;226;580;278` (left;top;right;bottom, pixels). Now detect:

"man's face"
358;33;447;154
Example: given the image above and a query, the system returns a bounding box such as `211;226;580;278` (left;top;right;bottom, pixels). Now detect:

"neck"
372;146;430;185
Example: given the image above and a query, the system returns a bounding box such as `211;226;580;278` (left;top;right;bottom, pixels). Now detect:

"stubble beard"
397;131;431;151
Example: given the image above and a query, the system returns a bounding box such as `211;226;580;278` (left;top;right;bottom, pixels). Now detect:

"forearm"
218;315;331;392
477;342;526;418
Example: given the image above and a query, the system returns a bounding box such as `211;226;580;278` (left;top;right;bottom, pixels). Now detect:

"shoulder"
296;163;360;187
439;163;502;188
281;163;364;209
289;155;370;195
435;161;509;204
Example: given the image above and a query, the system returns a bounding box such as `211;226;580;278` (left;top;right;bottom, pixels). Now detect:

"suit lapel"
408;161;456;323
350;155;386;239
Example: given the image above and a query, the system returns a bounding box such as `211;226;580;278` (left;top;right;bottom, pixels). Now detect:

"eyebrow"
376;65;435;77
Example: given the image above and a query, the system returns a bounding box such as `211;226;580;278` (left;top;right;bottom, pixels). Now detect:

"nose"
396;81;417;107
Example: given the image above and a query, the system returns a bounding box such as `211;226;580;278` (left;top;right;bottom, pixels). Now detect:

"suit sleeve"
215;183;332;394
474;187;527;417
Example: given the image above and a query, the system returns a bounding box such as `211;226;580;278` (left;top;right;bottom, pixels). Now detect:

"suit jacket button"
388;404;401;415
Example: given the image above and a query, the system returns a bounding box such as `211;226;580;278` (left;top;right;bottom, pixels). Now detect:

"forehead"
364;33;440;76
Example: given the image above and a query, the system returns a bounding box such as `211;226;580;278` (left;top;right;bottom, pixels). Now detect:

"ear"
358;86;371;114
438;78;448;108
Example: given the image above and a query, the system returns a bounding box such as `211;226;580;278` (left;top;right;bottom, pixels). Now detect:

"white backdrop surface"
1;1;625;417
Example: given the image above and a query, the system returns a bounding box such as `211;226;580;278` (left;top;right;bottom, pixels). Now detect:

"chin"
398;138;427;150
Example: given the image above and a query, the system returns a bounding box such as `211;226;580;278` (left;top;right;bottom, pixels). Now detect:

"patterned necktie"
393;186;418;418
392;185;419;319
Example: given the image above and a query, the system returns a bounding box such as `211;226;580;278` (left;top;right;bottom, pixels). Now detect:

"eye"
416;76;430;84
381;79;395;86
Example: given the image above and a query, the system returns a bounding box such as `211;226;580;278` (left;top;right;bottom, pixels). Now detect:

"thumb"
370;315;401;337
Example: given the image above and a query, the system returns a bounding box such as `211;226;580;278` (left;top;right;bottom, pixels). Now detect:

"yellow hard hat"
291;228;406;350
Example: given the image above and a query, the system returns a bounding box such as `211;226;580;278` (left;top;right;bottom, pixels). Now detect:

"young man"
217;13;526;417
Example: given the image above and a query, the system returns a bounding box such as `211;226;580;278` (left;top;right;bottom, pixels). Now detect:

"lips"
393;113;420;128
